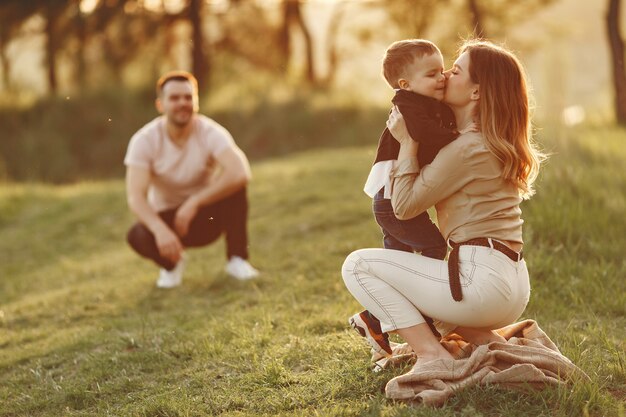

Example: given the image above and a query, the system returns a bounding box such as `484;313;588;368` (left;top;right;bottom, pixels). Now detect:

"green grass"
0;125;625;416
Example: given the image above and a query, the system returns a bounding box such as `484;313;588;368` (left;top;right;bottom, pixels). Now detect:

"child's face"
398;52;446;100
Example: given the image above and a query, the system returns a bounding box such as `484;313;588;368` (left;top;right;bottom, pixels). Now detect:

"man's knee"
126;223;152;250
226;186;248;206
217;186;248;221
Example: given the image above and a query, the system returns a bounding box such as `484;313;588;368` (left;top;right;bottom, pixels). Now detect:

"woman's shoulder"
446;131;489;157
434;132;496;173
455;131;486;145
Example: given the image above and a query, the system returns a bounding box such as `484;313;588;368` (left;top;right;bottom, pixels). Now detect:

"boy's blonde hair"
382;39;440;89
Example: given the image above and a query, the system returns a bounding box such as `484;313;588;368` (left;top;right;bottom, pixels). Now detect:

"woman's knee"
341;249;373;284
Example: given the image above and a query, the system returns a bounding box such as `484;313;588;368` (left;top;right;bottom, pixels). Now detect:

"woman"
342;40;544;365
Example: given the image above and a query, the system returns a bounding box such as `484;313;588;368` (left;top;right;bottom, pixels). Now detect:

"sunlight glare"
143;0;162;10
562;105;586;126
144;0;186;13
80;0;98;14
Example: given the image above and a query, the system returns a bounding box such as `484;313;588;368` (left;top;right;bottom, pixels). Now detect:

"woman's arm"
387;108;475;220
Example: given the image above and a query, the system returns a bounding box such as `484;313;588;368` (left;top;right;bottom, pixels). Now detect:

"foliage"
0;89;154;182
378;0;557;53
0;124;624;416
0;0;564;96
0;0;315;93
0;87;387;183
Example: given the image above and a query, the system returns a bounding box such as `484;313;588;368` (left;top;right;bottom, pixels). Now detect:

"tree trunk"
45;4;58;95
278;0;294;71
189;0;208;91
75;6;87;89
163;21;176;69
293;0;315;84
410;6;428;37
321;2;345;88
280;0;315;84
0;34;11;92
468;0;486;37
607;0;626;124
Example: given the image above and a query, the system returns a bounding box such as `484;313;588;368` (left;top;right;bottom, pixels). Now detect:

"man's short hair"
382;39;440;89
156;70;199;97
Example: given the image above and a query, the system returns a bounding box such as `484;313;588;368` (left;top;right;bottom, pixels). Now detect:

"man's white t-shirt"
124;114;235;212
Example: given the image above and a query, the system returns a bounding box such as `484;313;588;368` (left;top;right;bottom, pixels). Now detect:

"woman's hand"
387;106;418;160
387;106;412;144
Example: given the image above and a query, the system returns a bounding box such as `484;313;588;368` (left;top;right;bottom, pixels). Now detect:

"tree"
1;0;77;95
607;0;626;124
462;0;557;39
319;1;346;88
467;0;486;38
88;0;165;87
212;1;293;76
383;0;556;51
278;0;315;84
188;0;209;91
383;0;450;38
43;0;70;94
0;1;40;92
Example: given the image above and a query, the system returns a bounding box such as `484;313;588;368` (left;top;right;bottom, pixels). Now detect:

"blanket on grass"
372;319;589;407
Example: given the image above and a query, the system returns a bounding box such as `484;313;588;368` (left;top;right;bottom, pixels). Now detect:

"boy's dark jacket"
374;89;458;167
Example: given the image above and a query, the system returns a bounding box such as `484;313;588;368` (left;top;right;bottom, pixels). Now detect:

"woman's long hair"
463;40;545;199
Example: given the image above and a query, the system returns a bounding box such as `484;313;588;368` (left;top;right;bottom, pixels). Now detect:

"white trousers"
342;245;530;335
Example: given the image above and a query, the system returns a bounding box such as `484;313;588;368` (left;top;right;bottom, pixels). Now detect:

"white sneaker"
225;256;259;280
156;257;185;288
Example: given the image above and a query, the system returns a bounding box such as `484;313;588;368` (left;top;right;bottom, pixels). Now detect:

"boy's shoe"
156;256;185;288
349;310;392;357
225;256;259;280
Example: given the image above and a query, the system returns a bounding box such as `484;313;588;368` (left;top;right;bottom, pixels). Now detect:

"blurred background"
0;0;623;183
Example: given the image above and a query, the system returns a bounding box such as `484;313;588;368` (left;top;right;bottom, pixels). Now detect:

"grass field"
0;125;625;416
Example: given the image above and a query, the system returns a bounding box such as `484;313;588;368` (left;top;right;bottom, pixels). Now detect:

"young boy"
350;39;468;357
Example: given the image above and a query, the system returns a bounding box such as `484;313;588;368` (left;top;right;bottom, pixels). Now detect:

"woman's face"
443;51;479;108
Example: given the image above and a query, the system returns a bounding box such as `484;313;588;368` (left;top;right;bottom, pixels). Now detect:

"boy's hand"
458;122;479;134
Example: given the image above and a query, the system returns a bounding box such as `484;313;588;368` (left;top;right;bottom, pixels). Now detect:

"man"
125;70;259;288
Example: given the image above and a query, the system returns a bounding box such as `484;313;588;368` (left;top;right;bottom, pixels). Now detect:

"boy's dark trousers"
373;190;447;259
373;189;447;337
127;187;249;271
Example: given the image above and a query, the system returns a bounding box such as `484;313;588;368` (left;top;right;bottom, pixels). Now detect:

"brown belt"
448;238;523;302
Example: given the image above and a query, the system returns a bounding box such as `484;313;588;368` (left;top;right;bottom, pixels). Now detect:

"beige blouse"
390;131;524;244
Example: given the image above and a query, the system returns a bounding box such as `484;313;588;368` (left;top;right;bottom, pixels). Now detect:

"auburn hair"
462;40;544;199
156;70;199;97
382;39;440;89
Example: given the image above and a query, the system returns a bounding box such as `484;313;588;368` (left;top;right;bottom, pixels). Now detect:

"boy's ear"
471;86;480;100
155;98;163;113
397;79;410;90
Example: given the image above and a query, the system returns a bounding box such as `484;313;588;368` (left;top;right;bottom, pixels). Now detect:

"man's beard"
170;110;193;127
